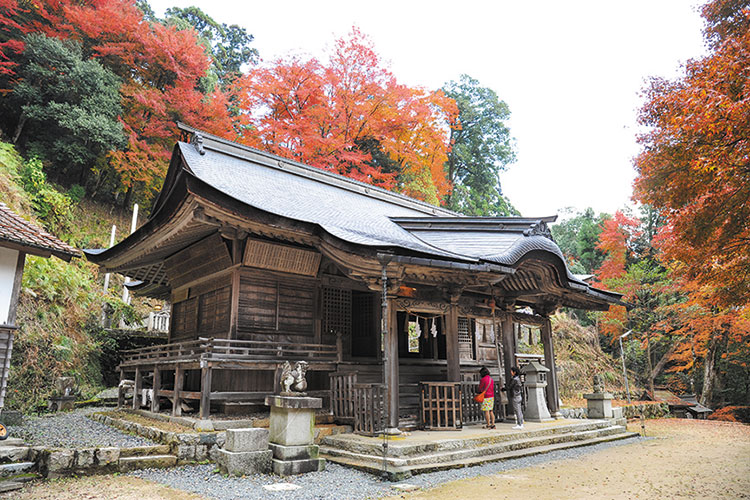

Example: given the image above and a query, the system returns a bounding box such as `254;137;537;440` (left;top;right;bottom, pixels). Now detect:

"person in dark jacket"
477;366;495;429
505;366;524;429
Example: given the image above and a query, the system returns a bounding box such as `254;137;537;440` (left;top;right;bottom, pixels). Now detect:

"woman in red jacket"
477;366;495;429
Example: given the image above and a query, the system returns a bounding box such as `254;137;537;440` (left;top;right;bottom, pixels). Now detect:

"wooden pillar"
151;366;161;413
200;364;212;419
541;315;561;416
132;366;142;410
172;364;183;417
446;294;461;382
501;313;516;398
384;296;399;429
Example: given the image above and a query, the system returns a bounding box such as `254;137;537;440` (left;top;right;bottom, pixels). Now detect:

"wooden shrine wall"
170;275;232;342
236;267;316;343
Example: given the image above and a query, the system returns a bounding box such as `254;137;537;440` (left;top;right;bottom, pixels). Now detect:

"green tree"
551;208;607;274
164;6;258;89
442;75;517;215
4;34;126;187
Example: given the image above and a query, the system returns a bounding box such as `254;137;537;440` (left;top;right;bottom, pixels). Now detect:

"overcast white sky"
151;0;707;218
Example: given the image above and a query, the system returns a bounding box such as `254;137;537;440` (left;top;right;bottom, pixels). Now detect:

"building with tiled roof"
84;124;623;429
0;202;79;411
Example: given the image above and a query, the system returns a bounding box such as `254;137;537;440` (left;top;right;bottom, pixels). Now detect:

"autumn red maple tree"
235;28;458;204
2;0;236;202
594;211;641;340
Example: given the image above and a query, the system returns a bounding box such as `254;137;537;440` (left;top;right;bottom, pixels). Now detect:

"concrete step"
403;426;628;466
118;454;177;472
0;446;30;463
119;444;171;457
0;473;38;494
0;461;34;478
322;419;616;458
325;431;639;480
0;438;26;447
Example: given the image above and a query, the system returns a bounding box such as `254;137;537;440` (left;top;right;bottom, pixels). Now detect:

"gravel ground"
7;407;156;448
132;436;644;500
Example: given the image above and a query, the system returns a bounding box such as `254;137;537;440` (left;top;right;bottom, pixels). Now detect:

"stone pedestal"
216;428;271;476
265;395;325;475
521;361;553;422
584;391;614;419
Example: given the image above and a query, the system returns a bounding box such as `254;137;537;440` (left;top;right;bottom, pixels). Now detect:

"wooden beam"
200;364;212;419
501;312;516;405
151;366;161;412
229;267;240;339
7;251;25;326
132;366;142;410
172;365;183;417
384;295;399;429
541;316;560;416
445;291;462;382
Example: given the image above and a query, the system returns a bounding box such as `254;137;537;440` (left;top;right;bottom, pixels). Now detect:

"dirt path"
384;419;750;500
6;475;205;500
7;419;749;499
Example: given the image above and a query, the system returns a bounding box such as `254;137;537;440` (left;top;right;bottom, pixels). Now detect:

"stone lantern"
520;361;552;422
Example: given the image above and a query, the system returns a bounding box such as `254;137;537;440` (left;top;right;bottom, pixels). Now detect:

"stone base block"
269;407;316;446
225;428;269;453
269;443;319;461
217;449;272;476
272;457;325;476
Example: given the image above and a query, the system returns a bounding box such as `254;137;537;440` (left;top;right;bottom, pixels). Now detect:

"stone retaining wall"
89;412;224;463
559;402;669;420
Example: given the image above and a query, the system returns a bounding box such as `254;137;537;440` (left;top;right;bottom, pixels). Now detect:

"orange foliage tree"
235;28;457;204
633;0;750;308
595;211;641;340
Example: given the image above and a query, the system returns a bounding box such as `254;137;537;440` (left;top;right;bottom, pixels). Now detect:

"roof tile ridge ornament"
191;132;206;155
523;221;552;240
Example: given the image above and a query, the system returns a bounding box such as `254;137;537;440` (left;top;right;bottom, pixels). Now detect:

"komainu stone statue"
280;361;308;395
593;373;604;393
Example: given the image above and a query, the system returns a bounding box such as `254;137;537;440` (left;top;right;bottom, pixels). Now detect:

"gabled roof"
85;126;623;309
0;203;79;261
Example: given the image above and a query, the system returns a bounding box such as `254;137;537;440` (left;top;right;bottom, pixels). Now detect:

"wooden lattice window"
458;317;474;360
323;287;352;337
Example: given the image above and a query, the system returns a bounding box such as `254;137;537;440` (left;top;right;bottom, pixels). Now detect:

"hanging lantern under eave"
488;298;496;313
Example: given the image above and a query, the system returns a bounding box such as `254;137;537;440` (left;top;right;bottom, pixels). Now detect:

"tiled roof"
0;203;79;261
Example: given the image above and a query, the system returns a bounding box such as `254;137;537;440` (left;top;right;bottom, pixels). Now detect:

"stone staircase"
116;445;177;472
321;418;639;480
0;438;38;494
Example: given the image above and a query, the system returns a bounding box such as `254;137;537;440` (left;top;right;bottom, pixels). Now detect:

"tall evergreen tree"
442;75;516;215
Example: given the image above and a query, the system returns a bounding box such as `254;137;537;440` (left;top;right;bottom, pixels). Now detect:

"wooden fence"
330;373;357;424
352;383;385;436
420;381;463;430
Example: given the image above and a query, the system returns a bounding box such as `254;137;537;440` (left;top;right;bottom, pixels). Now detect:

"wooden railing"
420;381;463;430
120;339;206;365
352;383;385;436
120;337;339;367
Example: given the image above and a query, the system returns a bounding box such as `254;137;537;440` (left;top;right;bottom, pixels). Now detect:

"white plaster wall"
0;246;19;326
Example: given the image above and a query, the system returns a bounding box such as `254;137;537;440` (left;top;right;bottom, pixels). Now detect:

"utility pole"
121;204;138;305
619;330;632;403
